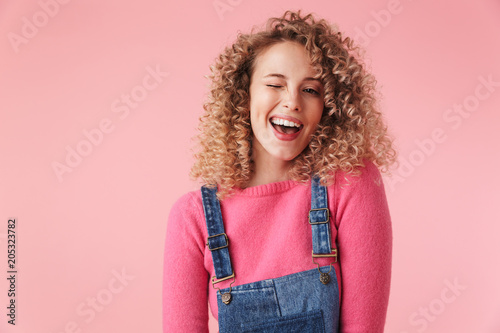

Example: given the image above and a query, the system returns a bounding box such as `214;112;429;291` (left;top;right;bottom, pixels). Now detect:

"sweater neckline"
232;179;304;197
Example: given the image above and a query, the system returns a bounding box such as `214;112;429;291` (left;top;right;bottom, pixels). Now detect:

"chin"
273;150;301;162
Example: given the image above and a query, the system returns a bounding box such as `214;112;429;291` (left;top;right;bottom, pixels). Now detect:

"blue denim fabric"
201;177;339;332
201;185;234;279
217;267;339;332
310;176;333;254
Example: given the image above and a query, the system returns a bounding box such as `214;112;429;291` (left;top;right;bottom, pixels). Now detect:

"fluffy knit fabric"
163;160;392;332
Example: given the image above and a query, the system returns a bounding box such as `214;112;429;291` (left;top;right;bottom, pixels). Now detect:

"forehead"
252;41;318;78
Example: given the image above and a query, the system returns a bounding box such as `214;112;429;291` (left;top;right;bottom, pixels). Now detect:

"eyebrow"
263;73;321;82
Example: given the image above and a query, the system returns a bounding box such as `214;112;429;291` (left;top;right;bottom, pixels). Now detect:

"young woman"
163;10;396;332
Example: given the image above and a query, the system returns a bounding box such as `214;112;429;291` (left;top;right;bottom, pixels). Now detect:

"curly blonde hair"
191;10;397;199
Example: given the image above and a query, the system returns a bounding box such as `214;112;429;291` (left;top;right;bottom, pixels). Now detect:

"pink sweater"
163;160;392;332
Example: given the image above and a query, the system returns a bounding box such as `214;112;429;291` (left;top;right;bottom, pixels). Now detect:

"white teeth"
271;118;301;128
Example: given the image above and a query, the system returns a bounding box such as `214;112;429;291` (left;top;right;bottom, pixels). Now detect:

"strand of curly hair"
191;10;397;199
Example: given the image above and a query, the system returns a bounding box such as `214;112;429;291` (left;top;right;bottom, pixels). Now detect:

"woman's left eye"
304;88;319;95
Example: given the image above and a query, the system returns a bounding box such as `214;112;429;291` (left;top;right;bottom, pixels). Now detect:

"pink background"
1;0;499;332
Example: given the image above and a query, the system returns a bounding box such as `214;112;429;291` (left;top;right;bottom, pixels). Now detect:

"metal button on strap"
221;292;232;305
212;273;235;306
320;272;331;285
312;249;337;285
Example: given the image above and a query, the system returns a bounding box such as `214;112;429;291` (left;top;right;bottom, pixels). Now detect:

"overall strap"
201;185;234;283
309;175;334;255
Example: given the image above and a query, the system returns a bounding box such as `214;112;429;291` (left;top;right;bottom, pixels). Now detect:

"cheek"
249;112;257;131
249;108;263;136
250;94;275;122
311;106;324;126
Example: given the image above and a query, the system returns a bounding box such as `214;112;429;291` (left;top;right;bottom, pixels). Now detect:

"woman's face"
249;41;325;165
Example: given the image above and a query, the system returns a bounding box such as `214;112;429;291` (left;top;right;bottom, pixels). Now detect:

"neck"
246;143;292;188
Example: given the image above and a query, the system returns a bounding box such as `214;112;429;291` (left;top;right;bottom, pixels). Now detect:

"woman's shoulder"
329;159;391;230
328;158;387;208
166;188;208;245
333;158;384;190
171;188;203;209
168;188;205;225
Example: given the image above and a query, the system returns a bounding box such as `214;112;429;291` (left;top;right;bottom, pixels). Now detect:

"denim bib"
201;177;340;332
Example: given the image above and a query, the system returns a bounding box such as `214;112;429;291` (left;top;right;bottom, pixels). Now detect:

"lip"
269;114;303;141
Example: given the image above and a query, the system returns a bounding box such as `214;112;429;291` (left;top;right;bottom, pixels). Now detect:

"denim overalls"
201;177;340;332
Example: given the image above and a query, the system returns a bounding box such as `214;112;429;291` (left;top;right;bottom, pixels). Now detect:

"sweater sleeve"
334;161;393;333
163;192;210;333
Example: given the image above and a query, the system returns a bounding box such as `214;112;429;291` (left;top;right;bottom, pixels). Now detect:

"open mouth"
270;117;303;135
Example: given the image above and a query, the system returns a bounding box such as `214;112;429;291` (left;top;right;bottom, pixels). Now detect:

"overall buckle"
312;249;337;285
206;233;229;251
308;208;329;224
212;272;235;305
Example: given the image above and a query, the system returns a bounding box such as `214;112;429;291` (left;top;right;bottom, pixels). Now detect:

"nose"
283;87;301;111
